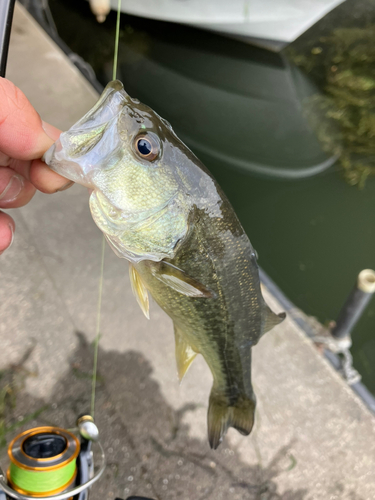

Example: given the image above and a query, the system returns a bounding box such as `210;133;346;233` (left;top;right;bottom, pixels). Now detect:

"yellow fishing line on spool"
8;462;76;496
7;427;80;497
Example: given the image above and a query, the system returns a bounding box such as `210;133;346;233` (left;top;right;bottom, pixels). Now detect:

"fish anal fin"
129;264;150;319
151;261;214;298
262;306;286;335
207;392;256;450
174;326;198;383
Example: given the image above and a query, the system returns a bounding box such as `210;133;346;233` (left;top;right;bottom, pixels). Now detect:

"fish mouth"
43;80;128;188
43;141;94;188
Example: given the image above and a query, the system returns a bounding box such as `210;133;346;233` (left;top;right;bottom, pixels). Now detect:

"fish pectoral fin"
262;306;286;335
174;326;198;383
129;264;150;319
151;261;214;298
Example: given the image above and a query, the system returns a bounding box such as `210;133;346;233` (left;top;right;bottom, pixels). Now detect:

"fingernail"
56;180;74;192
42;121;60;141
0;174;24;203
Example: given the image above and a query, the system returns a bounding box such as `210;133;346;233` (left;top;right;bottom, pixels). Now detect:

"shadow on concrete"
0;332;309;500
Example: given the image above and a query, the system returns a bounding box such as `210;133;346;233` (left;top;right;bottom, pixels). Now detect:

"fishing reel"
0;415;105;500
0;416;155;500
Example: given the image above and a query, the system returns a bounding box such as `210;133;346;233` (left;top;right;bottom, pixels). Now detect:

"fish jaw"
88;190;190;263
43;80;128;188
44;140;94;188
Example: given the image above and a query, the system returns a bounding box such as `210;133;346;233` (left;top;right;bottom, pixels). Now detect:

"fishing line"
90;0;122;419
90;235;105;418
113;0;122;82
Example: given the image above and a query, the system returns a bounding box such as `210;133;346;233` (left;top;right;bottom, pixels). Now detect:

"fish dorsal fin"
174;326;198;383
129;264;150;319
151;261;214;298
262;306;286;335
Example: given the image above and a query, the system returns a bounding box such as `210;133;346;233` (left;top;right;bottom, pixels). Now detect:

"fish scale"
134;199;272;448
44;80;285;449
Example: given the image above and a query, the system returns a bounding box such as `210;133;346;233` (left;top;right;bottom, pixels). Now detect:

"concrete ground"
0;4;375;500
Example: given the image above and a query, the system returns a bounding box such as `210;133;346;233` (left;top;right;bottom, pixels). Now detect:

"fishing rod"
0;0;15;77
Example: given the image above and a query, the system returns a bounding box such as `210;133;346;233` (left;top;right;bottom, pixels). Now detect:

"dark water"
47;0;375;392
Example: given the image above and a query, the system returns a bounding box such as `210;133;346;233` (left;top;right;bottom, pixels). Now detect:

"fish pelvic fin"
207;391;256;450
129;264;150;319
174;326;198;383
262;305;286;335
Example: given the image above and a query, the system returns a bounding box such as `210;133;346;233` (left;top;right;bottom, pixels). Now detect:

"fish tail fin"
207;391;256;449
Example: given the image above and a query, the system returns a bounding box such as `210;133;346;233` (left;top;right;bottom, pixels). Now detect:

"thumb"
0;78;57;160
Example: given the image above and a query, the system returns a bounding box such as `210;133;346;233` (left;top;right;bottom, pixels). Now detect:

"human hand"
0;77;72;254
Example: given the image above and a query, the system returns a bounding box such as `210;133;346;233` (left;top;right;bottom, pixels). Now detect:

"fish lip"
43;142;95;188
108;80;124;92
42;144;54;167
43;81;127;188
70;80;127;133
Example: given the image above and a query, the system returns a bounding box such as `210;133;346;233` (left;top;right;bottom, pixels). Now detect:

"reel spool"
7;427;80;496
0;416;105;500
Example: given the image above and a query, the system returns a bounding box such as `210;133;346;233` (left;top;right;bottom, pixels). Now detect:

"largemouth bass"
44;81;285;449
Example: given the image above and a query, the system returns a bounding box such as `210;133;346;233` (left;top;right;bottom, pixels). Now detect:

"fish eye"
134;133;160;161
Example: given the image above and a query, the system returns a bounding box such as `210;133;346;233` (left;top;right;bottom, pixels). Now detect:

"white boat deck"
108;0;346;46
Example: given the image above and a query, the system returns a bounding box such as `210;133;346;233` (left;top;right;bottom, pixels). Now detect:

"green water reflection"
49;0;375;392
